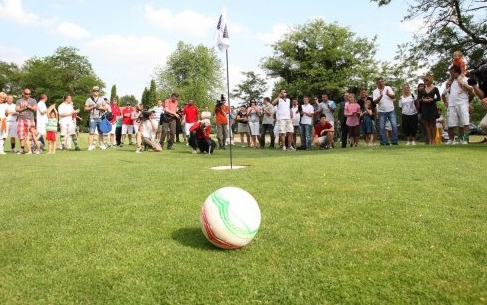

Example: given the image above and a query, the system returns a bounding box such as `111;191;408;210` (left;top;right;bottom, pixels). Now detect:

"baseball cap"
92;86;100;91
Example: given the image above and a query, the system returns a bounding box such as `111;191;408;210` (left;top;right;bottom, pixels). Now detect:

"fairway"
1;138;486;305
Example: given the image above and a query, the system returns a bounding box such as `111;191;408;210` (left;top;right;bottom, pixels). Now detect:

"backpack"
99;114;112;134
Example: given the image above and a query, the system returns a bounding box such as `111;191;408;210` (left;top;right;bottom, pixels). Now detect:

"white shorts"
184;122;196;136
447;104;470;127
110;123;116;135
60;122;75;136
277;119;294;134
122;124;134;135
7;121;17;138
37;121;47;136
134;124;139;134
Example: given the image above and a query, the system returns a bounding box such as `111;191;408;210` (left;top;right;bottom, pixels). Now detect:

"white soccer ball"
200;187;261;249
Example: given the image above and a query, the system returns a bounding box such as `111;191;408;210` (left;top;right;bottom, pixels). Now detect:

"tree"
231;71;267;104
372;0;487;81
0;61;22;94
147;79;157;108
154;41;224;107
110;85;117;101
261;19;378;99
20;46;104;101
119;95;139;106
141;87;149;105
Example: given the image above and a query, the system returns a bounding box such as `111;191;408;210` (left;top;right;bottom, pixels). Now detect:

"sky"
0;0;421;100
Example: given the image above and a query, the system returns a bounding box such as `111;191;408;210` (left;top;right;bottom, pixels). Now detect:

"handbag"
160;113;175;124
99;114;112;134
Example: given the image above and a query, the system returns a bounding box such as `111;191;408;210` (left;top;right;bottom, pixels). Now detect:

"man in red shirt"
189;119;216;154
160;92;179;149
121;102;134;147
314;114;335;149
214;96;229;149
182;98;199;143
109;98;121;146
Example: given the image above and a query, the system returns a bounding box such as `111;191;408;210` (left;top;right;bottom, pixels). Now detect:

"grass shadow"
172;227;217;250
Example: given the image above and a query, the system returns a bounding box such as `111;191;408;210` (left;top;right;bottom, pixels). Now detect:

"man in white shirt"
300;96;315;150
373;77;398;145
58;95;80;150
443;65;474;144
36;94;49;136
272;88;295;151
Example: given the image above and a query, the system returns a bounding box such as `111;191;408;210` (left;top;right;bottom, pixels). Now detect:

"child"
451;50;467;76
27;126;44;154
435;108;444;144
46;106;58;154
0;92;7;154
360;100;375;146
344;94;361;147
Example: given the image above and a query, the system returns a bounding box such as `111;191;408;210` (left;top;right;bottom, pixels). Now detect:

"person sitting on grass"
313;114;334;149
135;110;161;153
27;126;44;154
189;119;215;154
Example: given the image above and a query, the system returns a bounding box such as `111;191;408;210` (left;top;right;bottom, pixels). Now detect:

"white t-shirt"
201;111;211;120
36;100;48;126
58;102;74;125
0;103;7;120
399;95;417;115
292;106;301;126
448;78;469;106
5;103;17;122
141;119;157;139
275;98;291;120
373;86;395;113
300;103;314;125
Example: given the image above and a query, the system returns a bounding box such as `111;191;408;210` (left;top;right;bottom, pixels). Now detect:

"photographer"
469;65;487;133
189;119;216;154
136;110;162;153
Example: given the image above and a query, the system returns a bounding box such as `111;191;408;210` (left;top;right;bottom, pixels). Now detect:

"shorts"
60;122;75;136
110;123;116;135
237;123;249;133
142;137;161;150
184;122;196;136
122;124;134;135
277;119;294;134
89;118;101;134
348;125;360;137
7;121;17;138
17;119;35;139
248;122;260;136
447;104;470;127
46;131;57;141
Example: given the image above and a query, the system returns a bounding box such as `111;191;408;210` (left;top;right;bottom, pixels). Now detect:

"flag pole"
226;49;233;169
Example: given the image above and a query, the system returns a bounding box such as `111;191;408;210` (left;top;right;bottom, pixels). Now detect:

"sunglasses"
23;92;31;95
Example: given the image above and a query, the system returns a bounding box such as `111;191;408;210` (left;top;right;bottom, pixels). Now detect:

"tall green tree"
110;85;117;101
0;61;22;94
261;19;378;99
141;87;149;105
119;95;139;106
154;41;224;107
147;79;157;108
231;71;268;104
372;0;487;81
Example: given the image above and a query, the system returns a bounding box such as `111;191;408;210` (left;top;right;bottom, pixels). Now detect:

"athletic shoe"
35;151;41;155
406;141;411;145
411;141;416;145
135;149;141;154
0;151;6;155
25;151;32;155
192;150;197;154
88;145;95;151
446;140;453;145
100;144;107;150
17;150;25;155
461;140;468;145
282;146;287;151
288;146;296;151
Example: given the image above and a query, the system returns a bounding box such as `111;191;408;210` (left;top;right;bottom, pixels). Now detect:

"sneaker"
25;151;32;155
99;144;107;150
17;150;25;155
411;141;416;145
0;151;6;155
88;145;95;151
35;151;41;155
452;140;459;145
192;150;197;154
406;141;411;146
446;140;453;145
135;149;141;154
288;146;296;151
282;146;287;151
461;140;469;145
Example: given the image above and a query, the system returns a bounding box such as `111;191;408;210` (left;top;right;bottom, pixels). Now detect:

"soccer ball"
200;187;261;249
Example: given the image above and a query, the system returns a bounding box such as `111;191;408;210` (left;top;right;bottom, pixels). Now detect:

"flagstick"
226;49;233;169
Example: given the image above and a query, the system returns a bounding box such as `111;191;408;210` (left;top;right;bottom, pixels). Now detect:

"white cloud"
0;45;27;65
400;18;429;34
144;5;214;37
0;0;53;26
54;21;91;39
255;23;290;44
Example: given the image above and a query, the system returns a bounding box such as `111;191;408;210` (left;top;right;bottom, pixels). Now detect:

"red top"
314;121;333;137
122;107;133;125
183;104;199;123
110;103;121;124
165;98;178;115
189;122;211;140
215;103;229;124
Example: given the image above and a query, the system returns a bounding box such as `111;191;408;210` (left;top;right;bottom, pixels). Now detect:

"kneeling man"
189;119;216;154
314;114;334;149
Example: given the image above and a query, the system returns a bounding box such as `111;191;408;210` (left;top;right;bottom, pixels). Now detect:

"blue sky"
0;0;420;99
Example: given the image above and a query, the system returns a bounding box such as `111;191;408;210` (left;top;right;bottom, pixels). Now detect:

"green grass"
1;135;486;304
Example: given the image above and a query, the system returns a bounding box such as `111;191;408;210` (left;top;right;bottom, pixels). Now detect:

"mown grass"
0;135;486;304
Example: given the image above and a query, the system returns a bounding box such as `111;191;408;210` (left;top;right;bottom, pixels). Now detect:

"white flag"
215;7;229;51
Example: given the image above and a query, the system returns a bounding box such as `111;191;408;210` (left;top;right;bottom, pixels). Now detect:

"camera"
140;110;152;121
